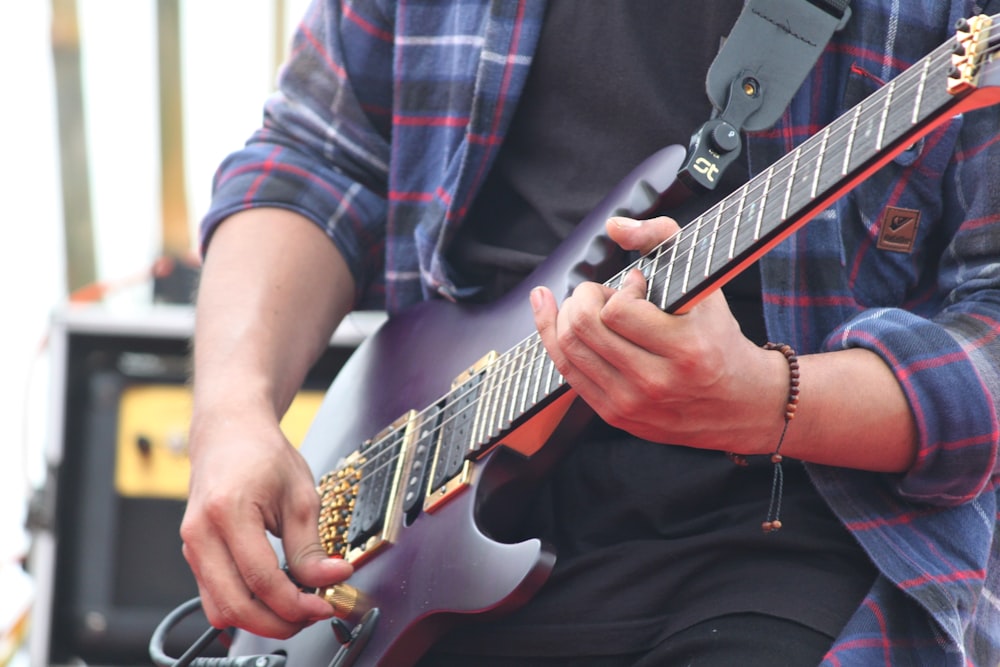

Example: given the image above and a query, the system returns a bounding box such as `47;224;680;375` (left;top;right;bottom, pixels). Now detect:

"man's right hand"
179;209;358;638
180;404;354;638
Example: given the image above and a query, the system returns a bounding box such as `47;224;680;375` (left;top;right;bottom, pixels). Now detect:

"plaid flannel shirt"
203;0;1000;663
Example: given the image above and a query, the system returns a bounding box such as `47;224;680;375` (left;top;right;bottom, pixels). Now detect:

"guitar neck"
448;15;1000;467
633;20;996;316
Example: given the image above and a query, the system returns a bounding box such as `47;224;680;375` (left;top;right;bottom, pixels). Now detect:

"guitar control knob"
316;583;368;624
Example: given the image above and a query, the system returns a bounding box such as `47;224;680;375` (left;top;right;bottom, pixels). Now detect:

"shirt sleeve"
199;0;394;309
822;105;1000;507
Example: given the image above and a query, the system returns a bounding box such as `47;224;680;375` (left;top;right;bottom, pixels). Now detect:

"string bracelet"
726;342;800;533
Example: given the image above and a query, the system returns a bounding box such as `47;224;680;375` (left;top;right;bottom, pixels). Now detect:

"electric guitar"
228;15;1000;667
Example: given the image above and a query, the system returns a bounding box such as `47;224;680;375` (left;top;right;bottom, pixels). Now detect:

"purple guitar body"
229;146;690;666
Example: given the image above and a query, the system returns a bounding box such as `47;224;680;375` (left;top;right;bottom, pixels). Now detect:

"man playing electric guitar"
180;1;1000;664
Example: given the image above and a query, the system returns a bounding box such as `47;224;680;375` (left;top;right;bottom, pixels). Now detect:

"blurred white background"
0;0;308;660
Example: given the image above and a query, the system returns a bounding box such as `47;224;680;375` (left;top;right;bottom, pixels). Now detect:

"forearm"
192;208;356;423
772;347;917;473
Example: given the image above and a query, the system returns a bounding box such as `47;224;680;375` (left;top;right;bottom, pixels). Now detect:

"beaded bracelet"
727;342;800;533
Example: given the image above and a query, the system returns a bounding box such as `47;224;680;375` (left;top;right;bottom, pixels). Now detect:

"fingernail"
530;287;543;312
610;216;642;228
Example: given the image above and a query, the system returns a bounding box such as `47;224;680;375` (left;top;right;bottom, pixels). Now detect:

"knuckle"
565;305;592;337
636;373;671;400
615;394;644;422
213;602;244;629
202;492;234;522
599;299;628;328
242;566;276;598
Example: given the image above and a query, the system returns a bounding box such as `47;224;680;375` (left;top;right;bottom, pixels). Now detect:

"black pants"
416;613;835;667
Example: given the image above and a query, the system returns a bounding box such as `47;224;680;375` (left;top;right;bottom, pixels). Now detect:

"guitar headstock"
949;14;1000;97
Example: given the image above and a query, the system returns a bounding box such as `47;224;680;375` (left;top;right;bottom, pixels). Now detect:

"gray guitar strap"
681;0;852;190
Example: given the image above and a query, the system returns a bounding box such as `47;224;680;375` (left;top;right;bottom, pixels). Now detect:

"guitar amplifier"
27;305;384;666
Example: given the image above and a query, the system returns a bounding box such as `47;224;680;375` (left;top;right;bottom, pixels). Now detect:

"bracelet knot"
726;342;800;533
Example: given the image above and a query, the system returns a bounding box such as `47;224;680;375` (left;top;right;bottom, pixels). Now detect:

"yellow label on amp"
114;384;324;499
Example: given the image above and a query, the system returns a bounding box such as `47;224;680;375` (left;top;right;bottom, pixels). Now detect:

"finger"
280;488;354;591
606;215;681;255
600;269;683;354
223;503;338;627
182;516;306;638
531;283;615;404
530;285;586;380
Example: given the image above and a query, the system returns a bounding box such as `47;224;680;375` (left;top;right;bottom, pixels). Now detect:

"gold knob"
316;583;367;624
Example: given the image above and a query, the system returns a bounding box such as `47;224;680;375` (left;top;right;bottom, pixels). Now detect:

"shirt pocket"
836;63;958;309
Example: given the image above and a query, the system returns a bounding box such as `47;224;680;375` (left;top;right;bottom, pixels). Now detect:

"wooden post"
274;0;287;81
51;0;96;294
157;0;191;259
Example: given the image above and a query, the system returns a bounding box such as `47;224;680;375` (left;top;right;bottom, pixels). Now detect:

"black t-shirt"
437;1;876;658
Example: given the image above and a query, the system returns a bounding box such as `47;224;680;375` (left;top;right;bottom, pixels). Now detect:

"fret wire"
544;353;559;396
659;232;681;310
539;344;554;402
680;217;701;294
811;126;831;199
515;341;532;415
499;345;515;428
780;150;800;222
912;55;931;125
493;356;512;435
704;204;724;279
515;342;531;416
785;126;835;217
508;342;525;426
486;359;507;444
814;117;847;196
646;245;663;303
728;182;749;261
690;193;743;282
710;191;749;278
635;254;652;300
875;80;896;151
637;248;652;302
753;167;772;241
842;105;863;176
548;364;563;396
529;341;545;407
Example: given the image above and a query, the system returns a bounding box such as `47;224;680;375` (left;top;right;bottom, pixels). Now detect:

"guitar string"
325;25;996;492
324;29;980;488
325;31;978;490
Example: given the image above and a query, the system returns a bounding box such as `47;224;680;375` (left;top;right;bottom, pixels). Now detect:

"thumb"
606;215;681;256
283;514;353;588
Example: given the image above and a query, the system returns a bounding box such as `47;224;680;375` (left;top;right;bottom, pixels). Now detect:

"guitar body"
228;146;691;666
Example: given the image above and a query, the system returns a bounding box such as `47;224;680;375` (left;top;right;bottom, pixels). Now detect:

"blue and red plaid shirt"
203;0;1000;663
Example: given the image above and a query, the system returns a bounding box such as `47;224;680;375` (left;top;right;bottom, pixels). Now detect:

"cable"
149;597;286;667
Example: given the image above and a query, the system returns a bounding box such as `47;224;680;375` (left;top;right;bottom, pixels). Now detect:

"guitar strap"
681;0;852;190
